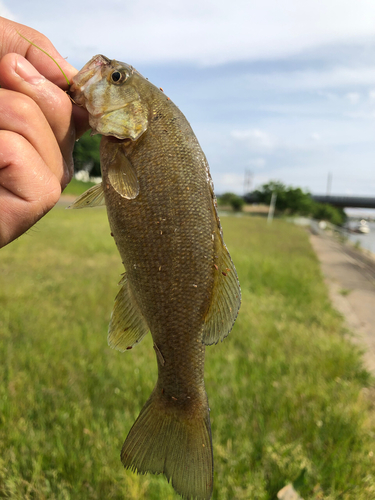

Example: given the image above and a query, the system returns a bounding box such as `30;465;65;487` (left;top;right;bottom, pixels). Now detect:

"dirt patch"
57;194;77;207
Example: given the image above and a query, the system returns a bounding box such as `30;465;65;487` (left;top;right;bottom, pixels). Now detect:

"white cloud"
215;173;245;193
310;133;321;141
231;129;276;150
345;92;360;104
9;0;375;66
246;66;375;93
247;158;266;169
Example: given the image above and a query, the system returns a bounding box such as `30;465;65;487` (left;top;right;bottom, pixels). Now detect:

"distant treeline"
218;181;346;226
72;136;345;226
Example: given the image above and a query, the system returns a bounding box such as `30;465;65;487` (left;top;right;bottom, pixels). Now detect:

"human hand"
0;17;89;248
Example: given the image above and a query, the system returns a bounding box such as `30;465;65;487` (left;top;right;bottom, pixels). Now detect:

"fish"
69;55;241;500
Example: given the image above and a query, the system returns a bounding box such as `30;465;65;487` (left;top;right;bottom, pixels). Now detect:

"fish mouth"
70;55;111;105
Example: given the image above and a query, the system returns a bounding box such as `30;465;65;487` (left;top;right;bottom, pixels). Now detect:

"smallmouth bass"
70;55;241;500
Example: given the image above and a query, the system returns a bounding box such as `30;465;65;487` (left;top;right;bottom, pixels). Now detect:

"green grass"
1;211;375;499
62;178;96;196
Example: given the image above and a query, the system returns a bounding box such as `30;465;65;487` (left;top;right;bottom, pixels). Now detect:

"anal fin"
108;273;149;351
68;183;105;209
202;242;241;345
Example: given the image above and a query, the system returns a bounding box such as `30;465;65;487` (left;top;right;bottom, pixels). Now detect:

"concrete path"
310;232;375;373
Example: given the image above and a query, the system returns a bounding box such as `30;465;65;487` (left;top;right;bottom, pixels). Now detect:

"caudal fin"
121;391;213;500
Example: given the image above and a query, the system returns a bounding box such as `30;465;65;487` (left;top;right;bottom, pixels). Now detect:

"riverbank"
310;230;375;374
346;221;375;256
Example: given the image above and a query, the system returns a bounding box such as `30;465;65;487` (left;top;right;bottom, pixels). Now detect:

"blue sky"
2;0;375;198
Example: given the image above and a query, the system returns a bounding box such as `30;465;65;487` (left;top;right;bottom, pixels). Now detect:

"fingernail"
15;57;45;85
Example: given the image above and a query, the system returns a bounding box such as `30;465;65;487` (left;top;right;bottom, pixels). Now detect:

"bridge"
244;193;375;209
311;195;375;209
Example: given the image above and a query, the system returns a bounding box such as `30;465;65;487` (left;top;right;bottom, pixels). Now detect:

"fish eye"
111;71;123;83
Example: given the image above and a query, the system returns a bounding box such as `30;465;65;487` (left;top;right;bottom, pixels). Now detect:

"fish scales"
104;99;215;379
70;55;241;500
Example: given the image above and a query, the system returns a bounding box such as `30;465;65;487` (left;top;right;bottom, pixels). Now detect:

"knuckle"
0;90;40;120
44;178;62;207
0;129;28;158
13;94;40;120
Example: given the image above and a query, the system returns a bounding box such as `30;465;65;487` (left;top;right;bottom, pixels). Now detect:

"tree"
254;181;313;214
285;187;314;215
73;131;101;177
253;181;289;211
217;192;245;212
253;180;346;225
311;203;346;226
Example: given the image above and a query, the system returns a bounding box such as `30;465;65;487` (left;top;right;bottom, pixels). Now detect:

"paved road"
310;232;375;374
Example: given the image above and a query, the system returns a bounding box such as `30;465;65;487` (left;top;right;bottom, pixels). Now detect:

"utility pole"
244;169;253;195
267;192;277;224
326;172;332;196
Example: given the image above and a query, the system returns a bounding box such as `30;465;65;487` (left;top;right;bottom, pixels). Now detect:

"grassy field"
1;207;375;500
62;179;96;196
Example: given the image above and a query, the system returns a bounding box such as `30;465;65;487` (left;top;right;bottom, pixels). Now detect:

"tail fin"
121;390;213;500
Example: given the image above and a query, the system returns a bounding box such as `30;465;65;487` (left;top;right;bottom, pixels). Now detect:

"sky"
1;0;375;198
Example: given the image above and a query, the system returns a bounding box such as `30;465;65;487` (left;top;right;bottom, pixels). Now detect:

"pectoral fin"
68;183;106;209
202;242;241;345
108;273;149;351
105;144;139;200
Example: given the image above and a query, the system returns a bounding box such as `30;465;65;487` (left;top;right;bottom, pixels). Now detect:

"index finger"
0;17;76;89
